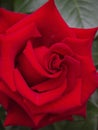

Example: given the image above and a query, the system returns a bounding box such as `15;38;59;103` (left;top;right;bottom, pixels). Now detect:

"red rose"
0;0;97;129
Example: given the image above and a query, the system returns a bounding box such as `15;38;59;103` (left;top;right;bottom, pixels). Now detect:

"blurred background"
0;0;98;130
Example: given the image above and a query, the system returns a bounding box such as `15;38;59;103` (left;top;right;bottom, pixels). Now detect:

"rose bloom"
0;0;97;129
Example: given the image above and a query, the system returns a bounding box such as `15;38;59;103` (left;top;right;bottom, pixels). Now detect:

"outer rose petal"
80;58;97;103
0;8;26;33
32;105;86;128
65;37;97;100
65;38;92;56
37;105;86;129
0;82;36;127
14;69;67;106
0;23;41;91
96;72;98;87
65;29;97;103
65;27;97;56
66;104;87;118
0;91;9;109
36;115;73;129
23;78;82;114
71;27;98;39
4;102;33;127
7;0;75;47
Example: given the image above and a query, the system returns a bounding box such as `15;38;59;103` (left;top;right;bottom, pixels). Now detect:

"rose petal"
0;23;40;91
31;71;66;92
24;99;86;129
0;91;9;109
34;43;73;74
0;8;26;33
50;42;74;56
0;82;36;126
64;36;97;103
4;102;33;127
65;38;91;56
41;104;86;128
7;0;75;47
17;41;62;86
18;43;49;86
41;78;82;113
80;58;97;103
37;114;73;129
96;72;98;87
71;27;98;39
66;104;86;118
65;27;97;56
14;68;67;106
34;46;49;70
23;78;82;114
74;105;87;117
64;55;80;91
29;113;45;127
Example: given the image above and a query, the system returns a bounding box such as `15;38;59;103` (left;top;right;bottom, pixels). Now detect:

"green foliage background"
0;0;98;130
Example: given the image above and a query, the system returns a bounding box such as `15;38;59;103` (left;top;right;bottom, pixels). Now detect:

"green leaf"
0;121;5;130
0;0;14;10
87;101;98;117
0;106;6;123
90;90;98;107
41;125;54;130
65;119;97;130
0;106;5;130
56;0;98;27
9;126;30;130
14;0;98;27
14;0;47;13
92;37;98;66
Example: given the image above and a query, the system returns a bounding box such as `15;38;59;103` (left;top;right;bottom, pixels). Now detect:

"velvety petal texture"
0;0;97;129
0;8;26;33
